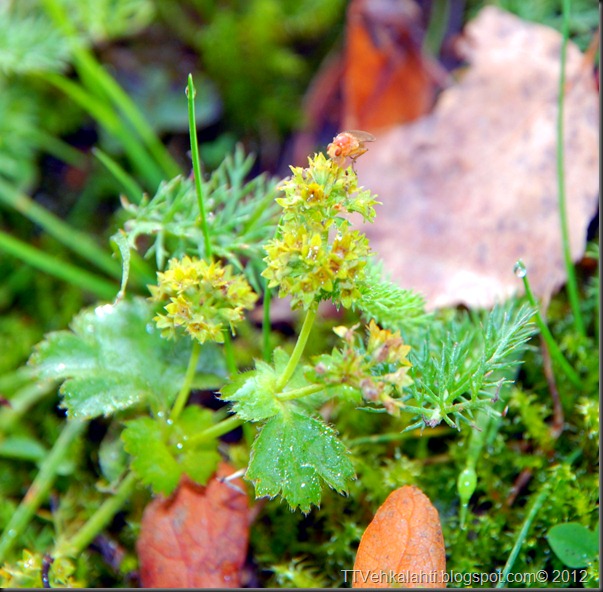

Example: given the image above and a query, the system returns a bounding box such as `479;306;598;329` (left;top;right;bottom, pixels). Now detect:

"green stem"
223;331;237;376
92;148;144;205
423;0;450;56
187;74;212;259
556;0;585;337
0;177;121;280
0;419;87;563
187;415;244;447
276;383;324;402
54;472;137;559
0;231;117;300
262;281;272;362
348;426;452;447
0;379;57;432
275;303;318;392
170;340;202;422
496;483;550;588
519;263;582;389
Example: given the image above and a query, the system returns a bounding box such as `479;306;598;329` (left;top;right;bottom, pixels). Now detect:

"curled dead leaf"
353;485;446;588
137;462;248;588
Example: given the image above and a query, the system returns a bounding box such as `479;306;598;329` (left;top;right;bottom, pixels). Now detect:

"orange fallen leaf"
356;7;598;309
342;0;440;132
137;463;248;588
353;485;446;588
292;0;443;164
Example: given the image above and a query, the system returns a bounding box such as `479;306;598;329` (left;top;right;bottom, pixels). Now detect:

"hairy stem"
276;383;325;402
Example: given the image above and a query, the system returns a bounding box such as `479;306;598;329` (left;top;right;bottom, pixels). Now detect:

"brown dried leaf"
137;463;248;588
353;485;446;588
356;7;598;309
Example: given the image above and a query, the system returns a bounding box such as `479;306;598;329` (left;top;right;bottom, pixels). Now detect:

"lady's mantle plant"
27;135;536;515
10;121;536;586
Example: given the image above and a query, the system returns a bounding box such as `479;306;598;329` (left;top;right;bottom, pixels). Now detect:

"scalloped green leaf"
220;363;280;422
547;523;599;568
122;407;220;495
28;298;191;419
221;347;314;422
246;410;355;513
122;417;181;495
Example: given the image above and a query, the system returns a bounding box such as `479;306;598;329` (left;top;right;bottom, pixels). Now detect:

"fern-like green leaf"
354;261;431;332
0;8;70;75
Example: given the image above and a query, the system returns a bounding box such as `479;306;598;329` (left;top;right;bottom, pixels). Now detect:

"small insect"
327;130;376;168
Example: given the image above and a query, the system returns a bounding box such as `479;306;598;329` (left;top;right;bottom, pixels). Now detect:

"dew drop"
175;442;183;450
95;303;115;318
166;419;174;426
156;411;165;419
7;529;16;538
513;260;527;278
300;482;306;488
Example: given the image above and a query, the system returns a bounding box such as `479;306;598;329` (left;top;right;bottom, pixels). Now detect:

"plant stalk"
496;483;550;588
519;265;582;389
275;303;318;392
53;472;137;559
0;420;87;563
170;340;202;422
556;0;585;336
187;74;212;260
276;383;325;402
187;415;244;446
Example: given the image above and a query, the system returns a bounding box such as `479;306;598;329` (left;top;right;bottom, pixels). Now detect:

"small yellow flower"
149;256;258;344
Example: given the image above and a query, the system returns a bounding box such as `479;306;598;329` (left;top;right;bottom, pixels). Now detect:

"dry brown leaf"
137;463;249;588
353;485;446;588
356;6;598;309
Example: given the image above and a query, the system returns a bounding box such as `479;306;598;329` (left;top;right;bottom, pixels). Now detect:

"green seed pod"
457;466;477;505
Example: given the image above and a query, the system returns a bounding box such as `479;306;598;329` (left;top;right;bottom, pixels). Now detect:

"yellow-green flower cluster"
262;153;379;310
310;321;412;415
149;256;258;343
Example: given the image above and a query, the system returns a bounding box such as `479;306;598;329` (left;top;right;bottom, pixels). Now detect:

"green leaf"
175;406;221;486
547;523;599;568
221;363;281;422
29;298;191;419
354;262;431;333
98;423;128;485
246;410;355;513
0;436;46;463
122;417;181;495
122;407;221;495
0;8;71;75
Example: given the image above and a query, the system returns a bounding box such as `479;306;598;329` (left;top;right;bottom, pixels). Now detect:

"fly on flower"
327;130;376;168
